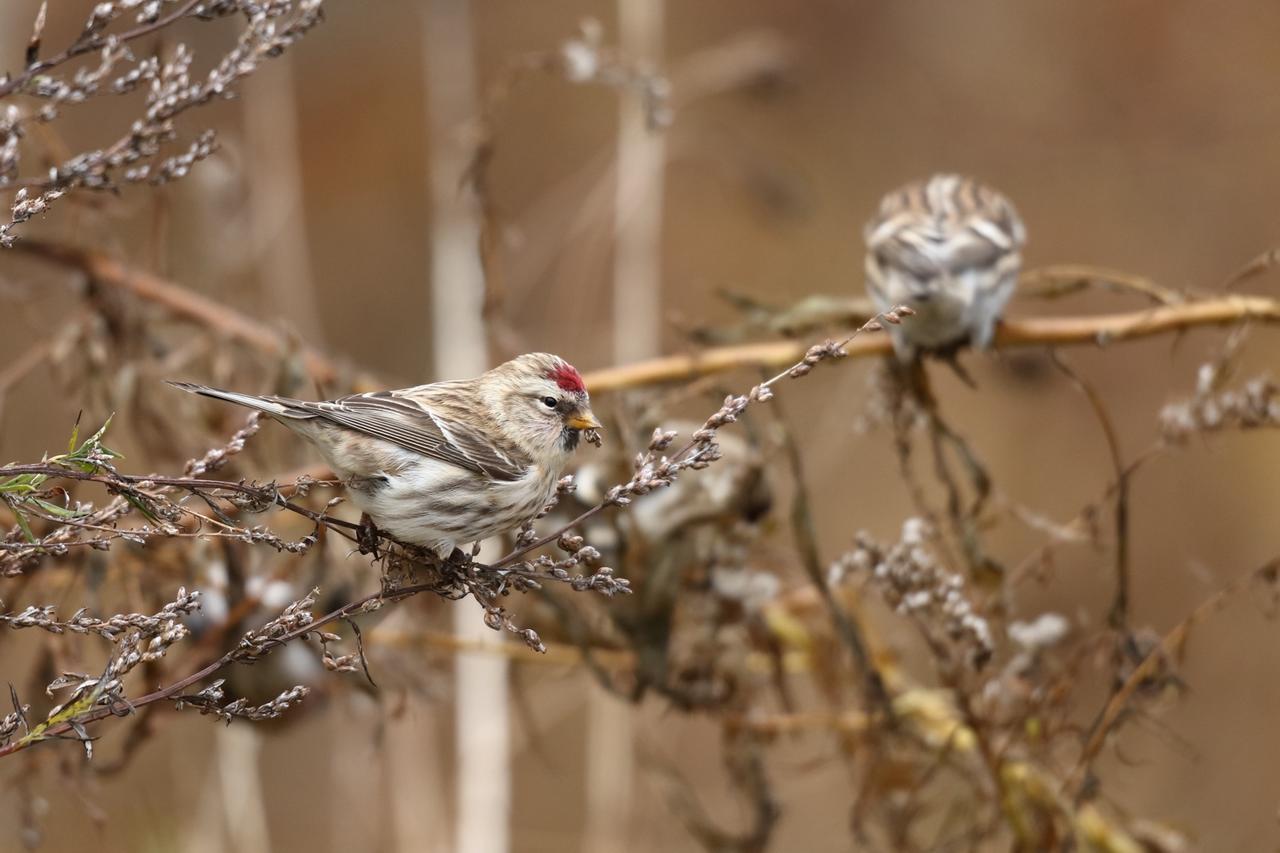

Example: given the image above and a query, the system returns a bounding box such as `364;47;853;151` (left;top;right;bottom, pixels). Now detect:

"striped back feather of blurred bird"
864;174;1026;360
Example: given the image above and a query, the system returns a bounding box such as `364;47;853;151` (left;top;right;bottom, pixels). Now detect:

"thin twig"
768;388;887;707
1065;558;1276;799
0;0;204;99
1020;265;1184;306
1049;351;1130;631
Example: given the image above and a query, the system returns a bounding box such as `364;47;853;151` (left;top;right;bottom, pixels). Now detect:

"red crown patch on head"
548;362;586;394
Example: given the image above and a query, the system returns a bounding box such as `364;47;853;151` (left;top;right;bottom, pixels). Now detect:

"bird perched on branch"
864;174;1026;360
169;353;602;558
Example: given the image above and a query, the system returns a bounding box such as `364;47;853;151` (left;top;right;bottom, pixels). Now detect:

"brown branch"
583;294;1280;392
12;240;365;388
1222;246;1280;291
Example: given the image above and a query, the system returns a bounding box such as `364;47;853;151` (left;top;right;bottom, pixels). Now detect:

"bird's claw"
356;513;381;557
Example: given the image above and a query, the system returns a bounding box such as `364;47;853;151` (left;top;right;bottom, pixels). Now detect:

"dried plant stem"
0;464;357;533
899;363;1000;580
0;0;204;99
422;3;509;850
0;575;446;760
769;390;887;706
1065;558;1275;799
1020;265;1184;305
587;0;666;842
493;315;896;577
216;724;272;853
1049;351;1130;631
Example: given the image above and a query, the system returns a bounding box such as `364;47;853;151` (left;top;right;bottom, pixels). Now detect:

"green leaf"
122;493;159;524
67;412;82;455
30;498;87;520
0;475;44;495
82;414;114;452
20;682;104;747
12;509;36;544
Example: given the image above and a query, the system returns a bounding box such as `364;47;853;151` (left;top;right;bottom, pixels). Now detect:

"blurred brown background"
3;1;1280;850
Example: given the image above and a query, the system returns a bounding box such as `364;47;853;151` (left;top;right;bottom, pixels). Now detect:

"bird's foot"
356;513;382;557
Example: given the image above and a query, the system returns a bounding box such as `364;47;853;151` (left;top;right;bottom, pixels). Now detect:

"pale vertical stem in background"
181;740;228;853
610;0;667;366
216;725;272;853
586;2;667;852
247;52;358;853
180;713;273;853
328;700;387;852
242;55;325;344
382;675;451;853
424;4;511;853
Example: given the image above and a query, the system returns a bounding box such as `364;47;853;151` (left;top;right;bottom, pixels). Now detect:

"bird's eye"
541;396;558;409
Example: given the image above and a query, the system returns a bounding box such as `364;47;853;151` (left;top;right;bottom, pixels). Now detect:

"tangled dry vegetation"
4;5;1280;852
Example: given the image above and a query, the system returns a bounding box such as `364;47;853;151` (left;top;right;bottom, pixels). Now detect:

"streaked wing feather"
305;392;528;482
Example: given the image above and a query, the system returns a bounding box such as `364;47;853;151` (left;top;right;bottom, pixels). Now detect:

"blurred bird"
864;174;1026;360
169;353;602;557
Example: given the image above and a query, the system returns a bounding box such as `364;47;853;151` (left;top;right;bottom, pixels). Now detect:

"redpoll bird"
864;174;1026;359
169;353;601;557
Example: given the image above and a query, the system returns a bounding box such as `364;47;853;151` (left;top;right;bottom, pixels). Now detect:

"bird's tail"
165;381;314;420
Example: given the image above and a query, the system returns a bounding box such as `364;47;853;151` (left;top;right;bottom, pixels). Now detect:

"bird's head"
480;353;601;460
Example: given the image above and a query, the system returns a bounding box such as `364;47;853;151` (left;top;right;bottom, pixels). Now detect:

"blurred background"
3;1;1280;850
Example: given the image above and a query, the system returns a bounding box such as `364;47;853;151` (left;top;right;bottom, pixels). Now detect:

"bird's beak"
566;410;602;431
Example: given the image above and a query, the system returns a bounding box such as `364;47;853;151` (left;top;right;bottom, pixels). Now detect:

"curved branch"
583;295;1280;392
14;240;364;387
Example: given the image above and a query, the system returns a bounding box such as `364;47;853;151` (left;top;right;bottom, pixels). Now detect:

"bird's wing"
874;227;1009;277
304;391;530;482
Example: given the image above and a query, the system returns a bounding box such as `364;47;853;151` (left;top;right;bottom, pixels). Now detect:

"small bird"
864;174;1026;360
169;353;602;558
